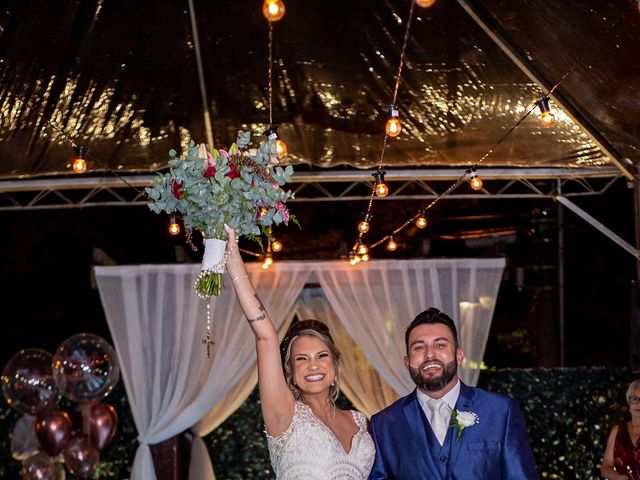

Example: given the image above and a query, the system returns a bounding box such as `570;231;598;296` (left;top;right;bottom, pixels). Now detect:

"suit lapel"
446;382;475;478
403;390;444;480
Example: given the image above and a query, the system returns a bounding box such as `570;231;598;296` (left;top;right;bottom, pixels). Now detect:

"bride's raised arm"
224;225;295;437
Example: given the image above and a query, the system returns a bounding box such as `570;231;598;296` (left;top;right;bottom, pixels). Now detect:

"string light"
385;104;401;137
72;146;87;174
372;169;389;198
386;236;398;251
168;215;181;236
537;96;555;126
357;242;368;255
415;0;436;7
361;252;370;262
468;167;483;191
262;0;285;22
358;213;373;234
264;127;287;158
271;238;283;252
416;210;428;229
261;253;274;270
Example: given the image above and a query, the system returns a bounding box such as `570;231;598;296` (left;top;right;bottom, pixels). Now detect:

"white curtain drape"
95;263;311;480
313;259;505;393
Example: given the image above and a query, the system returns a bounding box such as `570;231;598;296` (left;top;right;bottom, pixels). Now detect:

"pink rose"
275;201;290;225
170;179;183;199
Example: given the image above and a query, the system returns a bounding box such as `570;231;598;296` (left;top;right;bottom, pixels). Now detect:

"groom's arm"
501;399;539;479
368;418;393;479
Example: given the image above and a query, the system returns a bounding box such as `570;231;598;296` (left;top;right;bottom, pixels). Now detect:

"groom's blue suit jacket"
368;382;538;479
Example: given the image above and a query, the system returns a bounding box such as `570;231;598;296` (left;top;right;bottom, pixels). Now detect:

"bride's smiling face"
291;335;336;396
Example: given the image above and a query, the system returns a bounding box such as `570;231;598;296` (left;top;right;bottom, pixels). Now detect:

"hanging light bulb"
262;253;274;270
168;215;181;236
385;104;402;137
361;252;370;262
468;167;483;191
416;210;428;229
358;213;373;234
264;126;287;158
72;146;87;174
415;0;436;7
271;238;283;252
387;236;398;251
357;242;368;255
349;251;358;266
262;0;285;22
537;96;555;126
372;169;389;198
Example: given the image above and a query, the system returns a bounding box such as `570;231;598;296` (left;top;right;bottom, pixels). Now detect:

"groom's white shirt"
416;378;460;437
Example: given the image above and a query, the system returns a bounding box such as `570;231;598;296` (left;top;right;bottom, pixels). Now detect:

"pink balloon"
35;410;72;456
21;452;55;480
87;402;118;450
63;435;99;479
52;333;119;403
2;348;60;415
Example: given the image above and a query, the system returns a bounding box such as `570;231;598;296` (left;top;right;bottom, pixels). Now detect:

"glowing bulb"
385;117;402;137
276;139;288;157
271;239;283;252
350;257;358;266
375;182;389;197
361;253;370;262
416;211;428;229
357;243;368;255
358;221;370;234
263;0;285;22
537;97;556;127
72;146;87;174
168;216;181;236
73;158;87;174
262;253;274;269
415;0;436;7
387;236;398;251
354;255;362;264
541;111;555;126
468;169;483;191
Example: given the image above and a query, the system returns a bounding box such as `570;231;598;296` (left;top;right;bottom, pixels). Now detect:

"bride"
224;226;375;479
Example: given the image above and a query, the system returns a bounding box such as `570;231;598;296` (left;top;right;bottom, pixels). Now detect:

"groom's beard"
409;358;457;392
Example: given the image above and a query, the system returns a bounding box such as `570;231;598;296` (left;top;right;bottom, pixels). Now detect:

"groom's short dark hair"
405;308;459;352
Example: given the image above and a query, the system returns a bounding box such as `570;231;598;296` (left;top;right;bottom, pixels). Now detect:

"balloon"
52;333;119;403
87;402;118;450
62;436;99;479
21;451;65;480
35;410;72;456
11;415;40;461
1;348;60;415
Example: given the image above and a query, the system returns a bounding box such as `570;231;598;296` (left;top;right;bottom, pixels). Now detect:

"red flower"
203;165;216;178
170;179;183;199
226;162;239;180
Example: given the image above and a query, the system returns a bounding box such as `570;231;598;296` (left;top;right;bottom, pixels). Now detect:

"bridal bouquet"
146;131;295;297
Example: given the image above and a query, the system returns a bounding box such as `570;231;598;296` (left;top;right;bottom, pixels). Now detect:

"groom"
368;308;538;479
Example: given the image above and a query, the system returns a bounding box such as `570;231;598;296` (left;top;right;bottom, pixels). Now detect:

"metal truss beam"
0;167;624;211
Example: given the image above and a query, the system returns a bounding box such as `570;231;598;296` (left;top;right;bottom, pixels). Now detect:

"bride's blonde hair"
282;320;341;404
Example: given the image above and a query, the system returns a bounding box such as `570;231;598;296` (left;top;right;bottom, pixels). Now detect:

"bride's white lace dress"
266;401;375;479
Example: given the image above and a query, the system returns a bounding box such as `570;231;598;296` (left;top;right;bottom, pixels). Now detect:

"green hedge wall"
0;367;635;479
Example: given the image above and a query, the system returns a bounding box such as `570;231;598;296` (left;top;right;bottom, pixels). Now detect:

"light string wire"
357;0;417;247
362;1;635;255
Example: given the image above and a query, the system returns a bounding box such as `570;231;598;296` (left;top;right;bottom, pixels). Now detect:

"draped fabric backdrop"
95;258;504;478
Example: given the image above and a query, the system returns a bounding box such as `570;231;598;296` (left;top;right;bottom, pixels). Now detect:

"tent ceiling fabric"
0;0;634;180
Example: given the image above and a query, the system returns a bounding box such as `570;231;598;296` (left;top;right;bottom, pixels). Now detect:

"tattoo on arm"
247;294;267;325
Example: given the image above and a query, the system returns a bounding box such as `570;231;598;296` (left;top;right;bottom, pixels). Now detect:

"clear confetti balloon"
2;349;60;415
52;334;119;403
21;451;66;480
11;415;40;461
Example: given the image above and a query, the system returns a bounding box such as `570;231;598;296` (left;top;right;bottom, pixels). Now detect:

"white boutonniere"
450;410;479;441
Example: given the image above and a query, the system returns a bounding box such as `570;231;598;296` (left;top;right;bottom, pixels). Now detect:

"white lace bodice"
266;401;375;479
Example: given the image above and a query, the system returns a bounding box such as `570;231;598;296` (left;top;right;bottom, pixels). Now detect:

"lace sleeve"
265;402;299;461
352;410;369;431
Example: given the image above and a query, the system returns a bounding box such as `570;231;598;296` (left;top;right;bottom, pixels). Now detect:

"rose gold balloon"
63;435;99;479
35;410;72;456
88;402;118;450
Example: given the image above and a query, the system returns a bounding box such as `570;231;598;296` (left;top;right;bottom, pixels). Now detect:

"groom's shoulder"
466;385;518;408
371;392;414;421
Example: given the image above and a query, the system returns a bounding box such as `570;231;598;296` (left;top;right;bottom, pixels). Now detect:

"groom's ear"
456;348;464;365
403;355;409;369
